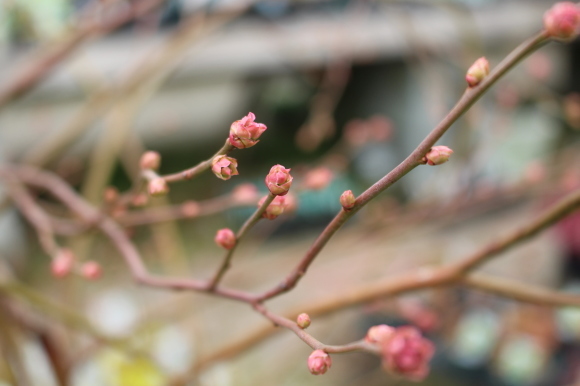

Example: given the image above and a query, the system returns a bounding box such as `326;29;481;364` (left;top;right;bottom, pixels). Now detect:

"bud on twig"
265;165;293;196
381;326;434;381
423;146;453;166
365;324;395;344
465;57;490;87
259;195;287;220
211;155;239;181
215;228;236;250
148;178;169;197
543;2;580;40
81;261;102;280
307;350;332;375
340;190;356;210
296;313;311;329
140;151;161;170
51;249;75;278
229;112;267;149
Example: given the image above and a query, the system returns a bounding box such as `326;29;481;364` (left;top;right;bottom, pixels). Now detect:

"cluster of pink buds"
215;228;236;250
265;165;293;196
307;349;332;375
258;195;288;220
229;112;267;149
422;146;453;166
365;324;434;381
211;155;239;181
543;2;580;40
465;57;490;87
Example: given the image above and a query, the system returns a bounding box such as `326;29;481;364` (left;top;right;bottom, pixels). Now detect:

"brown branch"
253;31;550;302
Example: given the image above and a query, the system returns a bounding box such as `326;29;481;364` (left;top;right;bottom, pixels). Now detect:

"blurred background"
1;0;580;385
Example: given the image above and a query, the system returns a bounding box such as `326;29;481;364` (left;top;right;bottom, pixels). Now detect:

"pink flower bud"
140;151;161;170
81;261;102;280
259;195;287;220
148;178;169;197
381;326;435;381
265;165;293;196
304;167;334;191
215;228;236;250
307;350;332;375
211;155;239;181
296;313;311;329
51;249;75;278
340;190;356;210
365;324;395;344
228;112;267;149
423;146;453;166
103;187;119;204
232;183;259;204
465;57;490;87
543;2;580;40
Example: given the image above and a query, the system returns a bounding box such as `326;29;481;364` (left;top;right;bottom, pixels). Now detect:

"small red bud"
140;151;161;171
51;249;75;278
211;155;239;181
543;2;580;40
81;261;102;280
296;313;311;329
265;165;293;196
465;57;490;87
215;228;236;249
339;190;356;210
381;326;434;381
259;195;287;220
423;146;453;166
365;324;395;344
148;178;169;197
228;112;267;149
307;350;332;375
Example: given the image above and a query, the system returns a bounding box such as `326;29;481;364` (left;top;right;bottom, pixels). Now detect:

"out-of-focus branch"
0;0;168;109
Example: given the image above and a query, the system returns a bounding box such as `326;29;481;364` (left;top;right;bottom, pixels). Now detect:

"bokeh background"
1;0;580;385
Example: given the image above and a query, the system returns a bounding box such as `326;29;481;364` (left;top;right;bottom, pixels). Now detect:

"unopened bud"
366;324;395;344
265;165;293;196
182;201;200;218
307;350;332;375
103;187;119;204
543;2;580;40
466;57;490;87
51;249;74;278
382;326;434;381
259;195;287;220
296;313;311;329
304;167;333;191
140;151;161;170
81;261;102;280
229;112;267;149
340;190;356;210
215;228;236;250
211;155;239;181
423;146;453;166
148;178;169;197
